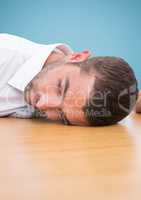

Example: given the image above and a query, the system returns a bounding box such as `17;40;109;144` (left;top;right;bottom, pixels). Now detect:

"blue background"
0;0;141;88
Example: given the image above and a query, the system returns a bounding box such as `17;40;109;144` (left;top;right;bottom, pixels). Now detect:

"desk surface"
0;113;141;200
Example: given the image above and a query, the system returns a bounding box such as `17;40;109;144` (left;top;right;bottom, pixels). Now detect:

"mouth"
33;109;48;118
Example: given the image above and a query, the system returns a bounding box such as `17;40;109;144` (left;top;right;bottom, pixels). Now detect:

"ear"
68;50;91;63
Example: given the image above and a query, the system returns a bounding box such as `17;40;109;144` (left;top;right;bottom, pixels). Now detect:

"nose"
35;93;62;110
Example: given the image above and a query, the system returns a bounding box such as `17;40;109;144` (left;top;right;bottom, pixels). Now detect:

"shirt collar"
8;43;73;92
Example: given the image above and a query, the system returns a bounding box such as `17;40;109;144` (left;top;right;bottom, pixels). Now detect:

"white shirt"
0;33;73;118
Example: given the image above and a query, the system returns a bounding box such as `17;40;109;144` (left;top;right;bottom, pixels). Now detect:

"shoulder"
0;33;34;44
0;33;38;54
0;33;24;49
0;33;20;41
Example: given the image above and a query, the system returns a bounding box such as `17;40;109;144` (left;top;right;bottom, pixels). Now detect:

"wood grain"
0;113;141;200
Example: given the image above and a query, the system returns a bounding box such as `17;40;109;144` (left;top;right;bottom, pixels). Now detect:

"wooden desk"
0;113;141;200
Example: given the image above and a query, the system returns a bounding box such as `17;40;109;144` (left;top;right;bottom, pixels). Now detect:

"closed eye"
57;77;71;125
62;78;70;99
57;79;62;96
57;78;70;99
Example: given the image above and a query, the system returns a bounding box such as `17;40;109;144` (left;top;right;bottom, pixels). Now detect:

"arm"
136;91;141;113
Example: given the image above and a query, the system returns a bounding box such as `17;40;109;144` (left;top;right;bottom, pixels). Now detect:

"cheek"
63;91;88;124
64;86;87;109
64;107;88;125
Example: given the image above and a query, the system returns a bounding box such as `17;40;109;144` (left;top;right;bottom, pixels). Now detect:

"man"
0;33;139;126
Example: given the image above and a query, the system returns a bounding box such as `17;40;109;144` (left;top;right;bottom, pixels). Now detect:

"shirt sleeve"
0;48;27;91
0;33;39;55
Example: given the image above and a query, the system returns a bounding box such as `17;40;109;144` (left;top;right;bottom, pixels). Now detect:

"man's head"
24;50;138;126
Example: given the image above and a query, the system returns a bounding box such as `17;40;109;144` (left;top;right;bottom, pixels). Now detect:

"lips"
34;109;48;118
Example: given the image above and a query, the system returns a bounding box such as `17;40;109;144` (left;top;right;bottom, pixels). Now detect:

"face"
24;51;95;125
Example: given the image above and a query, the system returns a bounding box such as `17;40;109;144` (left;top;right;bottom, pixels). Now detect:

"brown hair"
79;56;138;126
